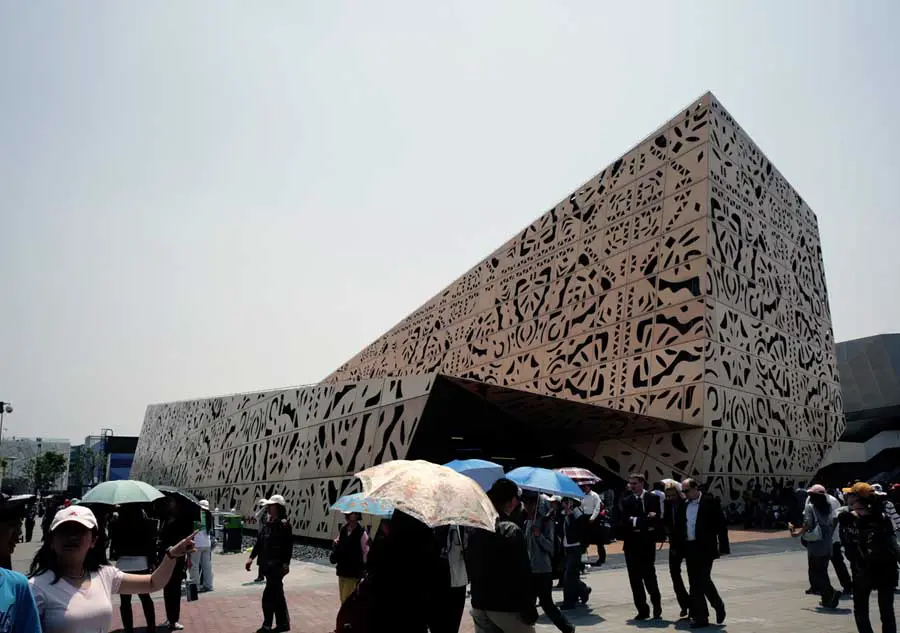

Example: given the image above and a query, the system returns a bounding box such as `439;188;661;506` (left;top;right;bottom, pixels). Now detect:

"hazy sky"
1;2;898;442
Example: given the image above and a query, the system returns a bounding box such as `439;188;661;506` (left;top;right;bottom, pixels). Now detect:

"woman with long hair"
245;494;292;633
108;506;158;633
28;505;195;633
790;484;840;609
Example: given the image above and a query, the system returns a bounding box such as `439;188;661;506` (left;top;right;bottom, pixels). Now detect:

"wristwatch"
166;546;178;560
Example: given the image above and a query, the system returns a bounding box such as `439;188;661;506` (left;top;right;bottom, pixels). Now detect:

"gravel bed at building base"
239;536;332;564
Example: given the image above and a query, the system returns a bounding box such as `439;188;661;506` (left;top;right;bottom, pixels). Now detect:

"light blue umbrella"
444;459;505;491
331;493;394;517
506;467;584;499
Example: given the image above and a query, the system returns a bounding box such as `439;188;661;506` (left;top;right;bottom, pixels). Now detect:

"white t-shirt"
30;566;125;633
115;556;148;572
581;490;602;520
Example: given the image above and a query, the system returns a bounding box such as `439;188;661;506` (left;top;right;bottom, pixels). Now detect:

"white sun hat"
50;505;98;532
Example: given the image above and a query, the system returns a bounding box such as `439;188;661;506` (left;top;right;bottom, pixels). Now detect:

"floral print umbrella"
355;460;499;531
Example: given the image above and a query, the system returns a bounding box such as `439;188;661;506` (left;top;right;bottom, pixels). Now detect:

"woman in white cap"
245;494;292;633
189;500;215;593
28;505;196;633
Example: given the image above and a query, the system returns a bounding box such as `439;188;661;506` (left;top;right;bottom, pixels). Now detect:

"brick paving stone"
107;534;882;633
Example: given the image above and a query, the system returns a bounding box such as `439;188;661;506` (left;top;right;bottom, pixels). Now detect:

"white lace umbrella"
355;460;499;531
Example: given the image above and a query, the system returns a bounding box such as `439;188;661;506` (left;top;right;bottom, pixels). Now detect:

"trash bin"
223;513;243;553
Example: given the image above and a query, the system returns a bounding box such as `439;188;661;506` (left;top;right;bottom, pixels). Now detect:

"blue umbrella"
506;467;584;499
330;493;394;517
444;459;505;491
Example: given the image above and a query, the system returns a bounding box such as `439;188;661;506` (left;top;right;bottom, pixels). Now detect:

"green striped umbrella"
80;480;164;506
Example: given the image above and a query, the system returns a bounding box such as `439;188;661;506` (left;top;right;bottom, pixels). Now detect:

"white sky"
1;1;897;442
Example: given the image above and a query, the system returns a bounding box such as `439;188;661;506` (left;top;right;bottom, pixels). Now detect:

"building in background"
133;92;842;539
816;333;900;485
68;431;117;495
105;436;139;481
0;437;71;494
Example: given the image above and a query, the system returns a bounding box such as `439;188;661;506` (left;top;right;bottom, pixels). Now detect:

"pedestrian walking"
840;486;899;633
580;484;606;567
189;500;215;593
254;498;269;582
790;484;841;609
330;512;369;604
662;482;691;619
24;505;36;544
619;473;663;620
158;496;195;630
467;478;539;633
28;505;195;633
522;494;574;633
430;524;468;633
818;489;854;595
560;499;590;610
245;494;292;633
109;506;158;633
675;479;729;629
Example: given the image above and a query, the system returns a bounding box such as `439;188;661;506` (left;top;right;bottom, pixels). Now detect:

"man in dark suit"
619;472;663;620
675;478;730;629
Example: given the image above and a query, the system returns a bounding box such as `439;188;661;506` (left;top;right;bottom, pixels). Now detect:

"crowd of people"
0;473;897;633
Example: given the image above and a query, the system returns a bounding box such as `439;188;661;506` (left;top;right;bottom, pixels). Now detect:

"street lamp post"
0;401;12;447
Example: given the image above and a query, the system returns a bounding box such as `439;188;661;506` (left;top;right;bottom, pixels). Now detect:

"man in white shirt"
580;484;606;567
619;473;663;620
678;479;728;629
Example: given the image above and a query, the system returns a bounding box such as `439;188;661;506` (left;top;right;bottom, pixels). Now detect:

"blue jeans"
563;546;588;605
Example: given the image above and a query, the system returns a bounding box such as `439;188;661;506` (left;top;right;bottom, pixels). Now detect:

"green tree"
23;451;68;494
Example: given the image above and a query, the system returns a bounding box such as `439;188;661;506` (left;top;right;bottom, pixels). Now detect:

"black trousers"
262;570;289;628
668;546;690;611
808;553;837;604
563;546;589;605
24;520;34;543
429;585;466;633
533;572;573;632
120;569;156;633
624;541;661;615
831;542;853;591
684;545;724;624
163;560;185;624
853;578;896;633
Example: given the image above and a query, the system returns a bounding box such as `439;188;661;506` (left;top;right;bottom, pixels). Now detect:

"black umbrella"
156;485;202;508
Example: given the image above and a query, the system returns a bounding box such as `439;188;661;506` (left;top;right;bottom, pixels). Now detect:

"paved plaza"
11;527;894;632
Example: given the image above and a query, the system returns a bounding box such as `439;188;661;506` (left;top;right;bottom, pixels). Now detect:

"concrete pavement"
9;528;889;632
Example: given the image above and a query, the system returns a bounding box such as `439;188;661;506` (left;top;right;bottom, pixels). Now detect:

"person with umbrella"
108;504;158;633
28;505;195;633
467;478;539;633
522;493;574;633
158;495;195;630
245;495;292;633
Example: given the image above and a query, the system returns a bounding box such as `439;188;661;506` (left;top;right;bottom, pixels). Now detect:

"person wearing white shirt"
580;484;606;567
619;473;663;620
677;479;729;629
189;500;215;593
804;490;852;594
